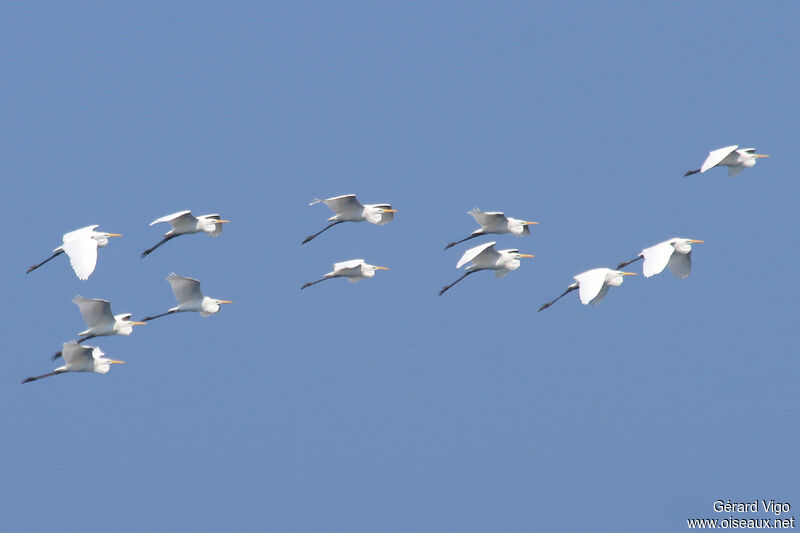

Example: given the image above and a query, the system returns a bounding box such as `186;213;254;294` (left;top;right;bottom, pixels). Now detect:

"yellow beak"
218;300;234;304
621;272;637;276
109;360;126;364
523;221;539;225
517;254;535;258
108;233;123;237
374;266;390;270
381;209;398;213
131;321;148;326
690;239;704;244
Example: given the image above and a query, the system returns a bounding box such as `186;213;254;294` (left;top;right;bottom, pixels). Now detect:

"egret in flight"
301;259;389;289
302;194;396;244
439;241;534;296
141;273;232;321
52;296;146;360
617;238;704;279
538;268;636;311
26;225;122;280
444;208;538;249
684;145;769;177
142;210;230;258
22;342;125;384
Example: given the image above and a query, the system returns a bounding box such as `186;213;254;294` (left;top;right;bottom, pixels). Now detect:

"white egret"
439;241;534;296
684;145;769;177
301;259;389;289
51;296;146;360
302;194;396;244
444;208;538;249
22;342;125;384
26;225;122;280
617;238;704;279
142;210;230;258
538;268;636;311
141;273;232;321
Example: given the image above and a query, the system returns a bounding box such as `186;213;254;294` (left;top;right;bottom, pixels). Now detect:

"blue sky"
3;2;798;531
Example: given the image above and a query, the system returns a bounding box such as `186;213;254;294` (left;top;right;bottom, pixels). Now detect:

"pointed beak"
131;321;147;326
690;239;704;244
108;233;123;237
109;360;126;364
218;300;234;304
523;221;539;225
374;266;390;270
217;220;231;223
621;272;637;276
517;254;535;258
381;209;398;213
755;154;770;158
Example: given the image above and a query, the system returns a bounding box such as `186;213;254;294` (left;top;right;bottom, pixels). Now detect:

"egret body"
439;241;534;295
301;259;389;289
26;225;122;280
684;145;768;177
444;208;537;249
302;194;396;244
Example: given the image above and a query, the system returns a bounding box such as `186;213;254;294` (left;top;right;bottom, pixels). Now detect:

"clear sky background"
2;2;797;532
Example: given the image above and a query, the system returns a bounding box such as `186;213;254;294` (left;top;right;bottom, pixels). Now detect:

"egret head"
502;250;534;271
362;264;390;278
507;218;538;236
95;357;125;374
116;314;147;335
672;238;703;254
607;270;637;287
93;232;123;247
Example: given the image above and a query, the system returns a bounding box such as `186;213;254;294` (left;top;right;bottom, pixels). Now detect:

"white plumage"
303;194;396;243
141;273;233;320
440;242;534;295
149;210;229;237
72;296;146;338
22;342;125;383
27;225;122;280
686;145;769;177
301;259;389;289
640;238;703;279
444;208;537;249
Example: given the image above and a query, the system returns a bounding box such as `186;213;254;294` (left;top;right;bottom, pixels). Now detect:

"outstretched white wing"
574;268;609;305
322;194;363;215
667;251;692;279
468;208;507;230
333;259;365;271
456;242;498;269
73;296;115;328
61;342;94;366
166;273;204;306
61;225;98;243
150;210;193;226
701;145;738;173
641;240;675;278
62;235;99;280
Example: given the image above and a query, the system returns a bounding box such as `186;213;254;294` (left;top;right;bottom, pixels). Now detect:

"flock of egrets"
21;145;768;383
